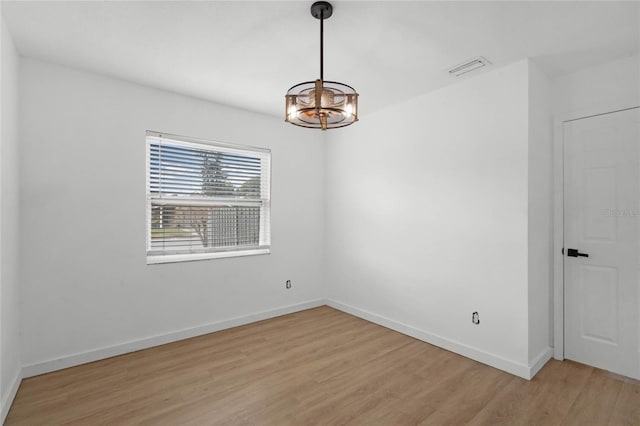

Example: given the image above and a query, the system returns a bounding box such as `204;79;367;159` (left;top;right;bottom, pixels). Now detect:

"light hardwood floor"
6;306;640;425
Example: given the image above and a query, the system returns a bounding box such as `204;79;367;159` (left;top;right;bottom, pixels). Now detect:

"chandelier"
285;1;359;130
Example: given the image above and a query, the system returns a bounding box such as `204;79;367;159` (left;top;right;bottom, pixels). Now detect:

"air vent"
448;57;491;77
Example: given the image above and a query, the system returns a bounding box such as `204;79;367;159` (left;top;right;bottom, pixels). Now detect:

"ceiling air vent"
448;57;491;77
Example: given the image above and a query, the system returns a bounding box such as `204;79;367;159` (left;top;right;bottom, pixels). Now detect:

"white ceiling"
2;1;639;118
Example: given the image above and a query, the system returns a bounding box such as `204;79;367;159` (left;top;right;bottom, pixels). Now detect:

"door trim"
553;105;640;361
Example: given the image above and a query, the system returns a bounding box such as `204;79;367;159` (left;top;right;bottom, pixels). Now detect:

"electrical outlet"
286;280;292;289
472;312;480;325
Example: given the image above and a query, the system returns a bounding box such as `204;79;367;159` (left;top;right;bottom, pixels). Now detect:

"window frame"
145;131;271;264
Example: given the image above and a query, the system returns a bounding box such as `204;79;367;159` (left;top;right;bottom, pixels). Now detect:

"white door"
564;107;640;379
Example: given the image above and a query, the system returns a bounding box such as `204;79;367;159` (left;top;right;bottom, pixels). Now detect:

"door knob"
567;248;589;258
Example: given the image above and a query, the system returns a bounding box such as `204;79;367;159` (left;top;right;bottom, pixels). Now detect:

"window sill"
147;248;270;265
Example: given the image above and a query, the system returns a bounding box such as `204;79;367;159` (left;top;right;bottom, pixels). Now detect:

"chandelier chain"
320;10;324;81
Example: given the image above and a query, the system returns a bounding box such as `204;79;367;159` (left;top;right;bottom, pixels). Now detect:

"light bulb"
345;103;353;116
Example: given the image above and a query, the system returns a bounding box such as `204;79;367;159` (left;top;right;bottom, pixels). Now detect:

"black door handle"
567;248;589;258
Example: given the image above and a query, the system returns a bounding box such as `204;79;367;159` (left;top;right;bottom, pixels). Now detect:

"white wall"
1;17;22;422
552;55;640;120
19;58;326;371
527;61;553;364
326;60;545;377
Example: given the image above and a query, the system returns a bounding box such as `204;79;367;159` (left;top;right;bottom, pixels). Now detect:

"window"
146;131;271;264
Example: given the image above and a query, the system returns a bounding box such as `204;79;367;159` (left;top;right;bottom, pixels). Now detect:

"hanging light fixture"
285;1;358;130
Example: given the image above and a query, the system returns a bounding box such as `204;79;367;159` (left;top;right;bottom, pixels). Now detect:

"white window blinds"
146;131;271;263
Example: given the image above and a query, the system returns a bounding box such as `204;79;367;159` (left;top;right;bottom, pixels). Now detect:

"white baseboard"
327;299;550;380
22;299;326;378
20;297;552;385
529;347;553;378
1;367;23;424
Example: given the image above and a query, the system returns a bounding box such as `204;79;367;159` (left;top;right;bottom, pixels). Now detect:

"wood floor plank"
608;381;640;425
560;368;623;426
418;362;513;425
5;306;640;425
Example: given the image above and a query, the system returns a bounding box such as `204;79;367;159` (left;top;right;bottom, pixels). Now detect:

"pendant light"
285;1;359;130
